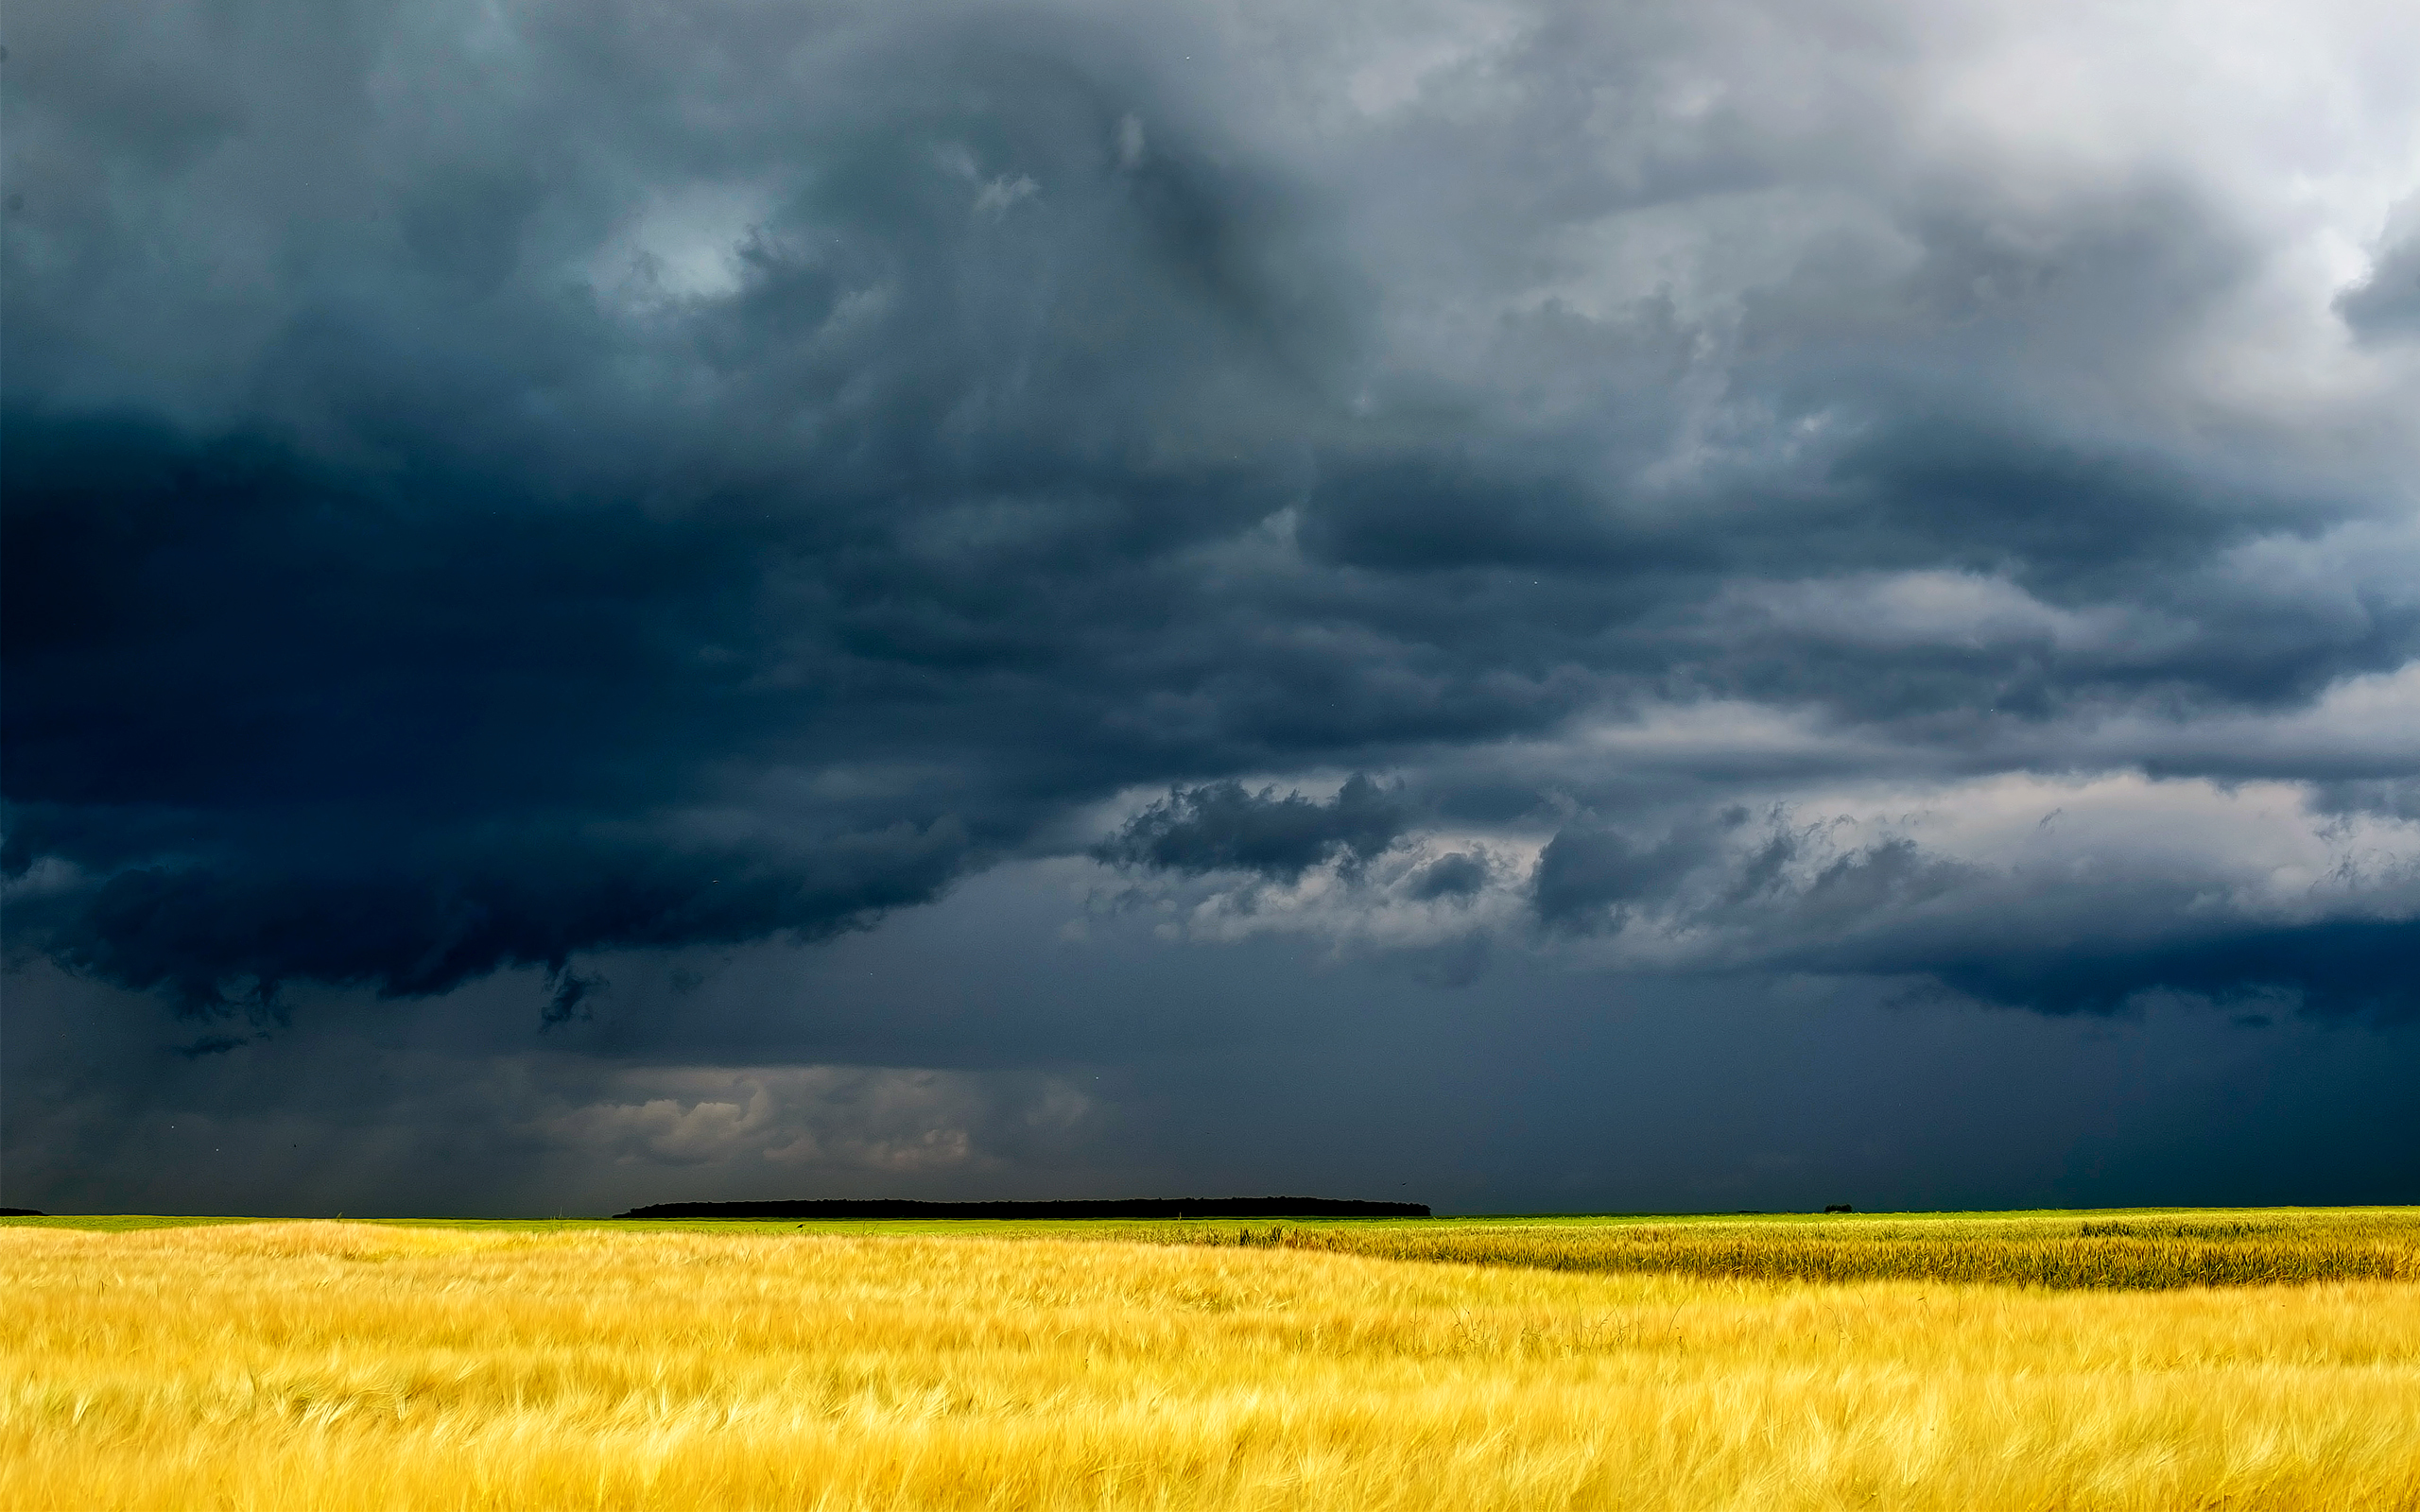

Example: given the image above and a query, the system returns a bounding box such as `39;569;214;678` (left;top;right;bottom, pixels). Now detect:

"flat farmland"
5;1210;2419;1510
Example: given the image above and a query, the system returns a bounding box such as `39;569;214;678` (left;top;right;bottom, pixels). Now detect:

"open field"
1121;1207;2420;1289
6;1214;2420;1510
18;1204;2419;1288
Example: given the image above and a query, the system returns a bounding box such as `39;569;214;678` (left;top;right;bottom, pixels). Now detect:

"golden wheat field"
1126;1207;2420;1288
5;1214;2420;1511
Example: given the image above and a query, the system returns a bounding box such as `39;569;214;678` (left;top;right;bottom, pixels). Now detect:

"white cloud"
531;1064;1089;1173
1709;570;2168;653
585;181;776;306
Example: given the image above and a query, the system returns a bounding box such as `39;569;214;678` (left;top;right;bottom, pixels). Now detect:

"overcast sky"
5;0;2417;1216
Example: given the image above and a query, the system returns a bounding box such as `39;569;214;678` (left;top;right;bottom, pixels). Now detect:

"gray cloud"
1095;776;1409;882
1531;822;1712;931
6;878;2414;1217
5;0;2418;1209
1405;850;1489;902
2340;225;2420;341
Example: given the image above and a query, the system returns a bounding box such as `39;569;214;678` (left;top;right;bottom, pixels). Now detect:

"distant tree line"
614;1197;1432;1220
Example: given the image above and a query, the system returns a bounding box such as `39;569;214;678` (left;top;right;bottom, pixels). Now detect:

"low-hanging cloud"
1094;776;1410;882
1098;769;2420;1021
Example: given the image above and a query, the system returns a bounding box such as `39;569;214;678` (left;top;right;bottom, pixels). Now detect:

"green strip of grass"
11;1207;2417;1289
1133;1209;2420;1289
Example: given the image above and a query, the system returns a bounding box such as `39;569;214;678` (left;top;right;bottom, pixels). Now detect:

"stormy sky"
5;0;2417;1216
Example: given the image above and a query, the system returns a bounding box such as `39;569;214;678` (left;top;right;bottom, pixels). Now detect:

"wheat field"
5;1218;2420;1511
1125;1207;2420;1288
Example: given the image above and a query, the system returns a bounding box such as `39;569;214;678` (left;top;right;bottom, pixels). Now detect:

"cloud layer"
4;0;2418;1211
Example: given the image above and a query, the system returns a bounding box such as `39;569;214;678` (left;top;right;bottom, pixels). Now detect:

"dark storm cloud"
1404;851;1489;902
2314;778;2420;822
3;0;2415;1040
1915;919;2420;1022
1;414;980;1010
1514;815;2420;1022
1299;455;1709;575
10;869;2414;1218
1530;822;1711;931
1094;776;1410;882
2338;228;2420;341
1;5;1363;1008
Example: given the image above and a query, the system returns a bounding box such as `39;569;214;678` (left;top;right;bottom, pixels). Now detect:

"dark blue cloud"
2338;230;2420;342
1513;819;2420;1022
1095;775;1409;882
1405;851;1489;902
5;0;2419;1220
3;0;2414;1047
1530;823;1710;931
1922;919;2420;1022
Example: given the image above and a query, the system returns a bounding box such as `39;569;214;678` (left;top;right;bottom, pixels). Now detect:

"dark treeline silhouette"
0;1208;48;1217
614;1196;1432;1220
